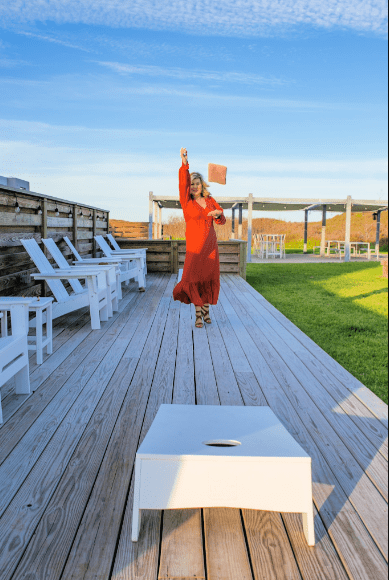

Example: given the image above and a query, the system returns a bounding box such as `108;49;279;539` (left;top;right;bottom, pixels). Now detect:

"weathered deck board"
158;302;205;580
235;274;388;426
0;272;387;580
216;281;388;578
229;274;388;459
221;275;388;557
9;274;168;580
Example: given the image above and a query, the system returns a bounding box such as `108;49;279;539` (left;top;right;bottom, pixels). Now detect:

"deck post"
345;196;352;262
172;241;179;274
375;210;381;259
247;194;253;263
41;197;48;297
231;206;235;239
240;241;247;280
148;192;153;240
73;204;78;251
304;210;309;254
320;205;327;257
238;203;243;240
92;209;97;258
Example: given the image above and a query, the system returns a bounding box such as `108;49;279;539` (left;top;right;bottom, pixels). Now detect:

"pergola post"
247;193;253;263
153;201;158;240
231;205;236;239
375;210;381;259
148;192;153;240
320;205;327;257
158;203;162;238
303;209;309;254
238;203;243;239
344;195;352;262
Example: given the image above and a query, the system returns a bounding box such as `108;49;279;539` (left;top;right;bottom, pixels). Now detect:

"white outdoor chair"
42;238;119;317
106;234;148;276
0;299;31;424
94;235;146;292
21;239;110;330
63;236;124;300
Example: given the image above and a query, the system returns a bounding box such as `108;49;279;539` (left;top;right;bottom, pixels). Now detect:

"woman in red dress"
173;148;226;328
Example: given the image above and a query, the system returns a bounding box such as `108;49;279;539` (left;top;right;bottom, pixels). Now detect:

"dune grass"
246;261;388;404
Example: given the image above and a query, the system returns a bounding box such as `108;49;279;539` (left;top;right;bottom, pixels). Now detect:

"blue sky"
0;0;387;223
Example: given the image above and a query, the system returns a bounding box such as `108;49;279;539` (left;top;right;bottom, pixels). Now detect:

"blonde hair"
190;172;211;199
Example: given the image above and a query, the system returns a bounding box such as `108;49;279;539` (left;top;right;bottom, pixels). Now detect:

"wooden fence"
0;185;109;297
116;239;247;279
110;220;148;239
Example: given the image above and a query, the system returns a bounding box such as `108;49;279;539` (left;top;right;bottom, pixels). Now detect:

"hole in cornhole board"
203;439;241;447
208;163;227;185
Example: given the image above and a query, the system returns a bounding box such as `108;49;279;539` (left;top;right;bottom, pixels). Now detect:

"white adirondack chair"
0;299;31;424
94;235;146;292
63;236;124;300
21;239;110;330
42;238;119;317
107;234;148;276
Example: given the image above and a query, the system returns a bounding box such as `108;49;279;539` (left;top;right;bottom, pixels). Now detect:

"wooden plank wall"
0;186;109;297
109;220;148;239
116;238;248;279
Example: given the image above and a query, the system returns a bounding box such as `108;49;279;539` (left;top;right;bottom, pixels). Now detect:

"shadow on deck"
0;273;387;580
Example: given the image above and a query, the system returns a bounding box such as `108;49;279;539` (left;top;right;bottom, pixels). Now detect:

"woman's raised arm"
179;148;191;208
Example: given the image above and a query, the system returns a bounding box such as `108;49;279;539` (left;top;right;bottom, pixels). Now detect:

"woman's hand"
180;148;188;165
208;210;222;218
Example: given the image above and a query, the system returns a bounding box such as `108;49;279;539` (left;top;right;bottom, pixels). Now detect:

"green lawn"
246;262;388;404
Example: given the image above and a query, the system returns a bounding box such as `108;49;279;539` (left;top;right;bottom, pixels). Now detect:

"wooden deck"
0;272;387;580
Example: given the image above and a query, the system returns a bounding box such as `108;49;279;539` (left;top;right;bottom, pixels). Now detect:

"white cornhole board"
132;405;315;545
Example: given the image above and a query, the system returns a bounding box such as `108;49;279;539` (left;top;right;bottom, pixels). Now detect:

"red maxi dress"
173;161;226;306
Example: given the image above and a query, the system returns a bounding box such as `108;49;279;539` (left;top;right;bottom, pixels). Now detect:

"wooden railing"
116;239;247;279
0;185;109;297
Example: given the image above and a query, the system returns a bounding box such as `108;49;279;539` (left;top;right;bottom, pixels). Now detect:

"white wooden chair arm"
109;253;144;261
31;270;102;280
68;264;116;271
72;258;123;264
109;250;144;255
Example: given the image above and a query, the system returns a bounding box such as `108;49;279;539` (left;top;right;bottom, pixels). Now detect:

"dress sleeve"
179;161;191;209
212;198;226;225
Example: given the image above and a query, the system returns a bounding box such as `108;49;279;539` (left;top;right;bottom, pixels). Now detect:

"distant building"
0;176;30;191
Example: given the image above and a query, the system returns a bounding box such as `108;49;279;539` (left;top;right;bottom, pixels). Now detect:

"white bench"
132;405;315;546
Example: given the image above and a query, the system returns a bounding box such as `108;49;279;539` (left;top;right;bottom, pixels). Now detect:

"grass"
246;262;388;404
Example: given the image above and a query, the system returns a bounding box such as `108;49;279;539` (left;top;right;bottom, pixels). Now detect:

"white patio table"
0;296;53;364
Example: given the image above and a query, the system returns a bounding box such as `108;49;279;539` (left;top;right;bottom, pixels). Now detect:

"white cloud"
7;28;236;62
0;57;30;67
0;74;364;112
15;30;93;52
96;61;290;87
0;0;387;36
0;137;386;222
218;157;388;175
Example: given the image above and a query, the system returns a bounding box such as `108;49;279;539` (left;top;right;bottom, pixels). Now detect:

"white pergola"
149;192;388;263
